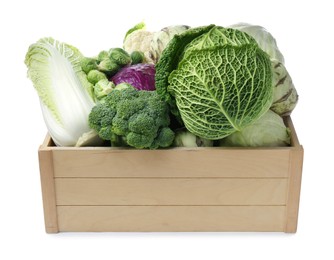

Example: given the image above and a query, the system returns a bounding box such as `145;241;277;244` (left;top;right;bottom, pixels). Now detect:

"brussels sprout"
87;70;107;84
130;51;144;64
97;59;119;74
108;48;131;66
97;50;109;61
93;79;114;101
270;60;298;116
80;57;97;74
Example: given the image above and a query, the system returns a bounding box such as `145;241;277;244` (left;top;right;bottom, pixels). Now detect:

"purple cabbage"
111;63;156;91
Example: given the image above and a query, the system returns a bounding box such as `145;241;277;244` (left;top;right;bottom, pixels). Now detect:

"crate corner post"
38;135;59;233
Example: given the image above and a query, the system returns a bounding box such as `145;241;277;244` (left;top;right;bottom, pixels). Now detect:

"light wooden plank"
52;149;290;178
285;147;304;233
57;205;286;232
38;148;59;233
55;178;288;206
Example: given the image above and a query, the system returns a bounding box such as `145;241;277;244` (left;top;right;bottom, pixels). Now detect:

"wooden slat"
38;148;58;233
55;178;288;206
57;205;286;232
285;147;304;233
52;149;290;178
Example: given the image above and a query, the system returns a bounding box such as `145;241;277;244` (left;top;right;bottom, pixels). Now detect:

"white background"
1;0;333;259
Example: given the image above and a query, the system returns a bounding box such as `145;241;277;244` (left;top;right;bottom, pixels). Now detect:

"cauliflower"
123;22;190;64
123;30;154;63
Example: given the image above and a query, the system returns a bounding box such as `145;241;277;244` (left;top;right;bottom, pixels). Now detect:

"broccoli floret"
151;127;176;149
88;84;175;149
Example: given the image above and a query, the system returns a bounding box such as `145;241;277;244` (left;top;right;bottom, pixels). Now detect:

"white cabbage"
229;23;285;63
220;110;291;147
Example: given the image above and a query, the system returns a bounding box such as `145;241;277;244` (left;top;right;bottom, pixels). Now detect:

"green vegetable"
93;79;114;102
270;60;298;116
228;23;298;115
97;58;119;74
157;25;273;139
97;50;109;61
173;129;213;147
155;24;215;120
220;110;290;147
87;70;107;84
25;37;100;146
169;44;272;139
183;26;257;57
130;51;144;64
108;48;131;66
229;23;285;63
81;48;131;79
81;57;98;74
89;83;175;149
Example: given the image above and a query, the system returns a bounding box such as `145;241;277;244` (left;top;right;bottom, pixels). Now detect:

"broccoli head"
89;83;175;149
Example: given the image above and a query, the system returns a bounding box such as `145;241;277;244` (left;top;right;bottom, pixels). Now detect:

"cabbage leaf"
25;38;97;146
220;110;291;147
229;23;285;63
168;27;273;140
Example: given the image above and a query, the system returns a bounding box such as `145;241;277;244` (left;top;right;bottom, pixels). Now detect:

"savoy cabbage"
157;26;273;140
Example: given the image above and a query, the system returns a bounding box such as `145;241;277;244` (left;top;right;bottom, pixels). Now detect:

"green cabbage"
220;110;290;147
229;23;285;63
228;23;298;115
271;60;298;116
164;26;273;140
155;24;215;121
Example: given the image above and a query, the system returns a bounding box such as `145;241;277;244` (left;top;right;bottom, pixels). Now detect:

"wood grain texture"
38;148;58;233
284;117;304;233
285;147;304;233
57;205;286;232
52;149;290;178
37;116;303;233
55;178;288;206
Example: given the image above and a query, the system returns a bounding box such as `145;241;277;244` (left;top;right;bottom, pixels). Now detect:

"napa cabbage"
25;38;100;146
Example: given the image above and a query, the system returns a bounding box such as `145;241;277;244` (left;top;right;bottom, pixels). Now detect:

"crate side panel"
52;149;290;178
57;205;286;232
285;147;304;233
55;178;288;206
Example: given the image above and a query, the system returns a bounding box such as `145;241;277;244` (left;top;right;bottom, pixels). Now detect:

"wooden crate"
38;116;303;233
